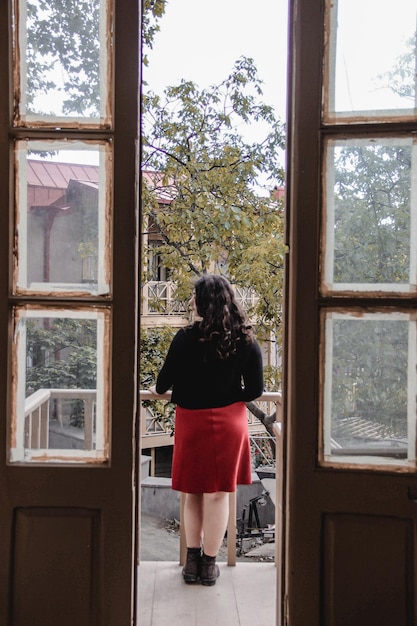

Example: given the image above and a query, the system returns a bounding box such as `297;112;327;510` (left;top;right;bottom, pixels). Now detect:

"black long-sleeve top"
156;323;264;409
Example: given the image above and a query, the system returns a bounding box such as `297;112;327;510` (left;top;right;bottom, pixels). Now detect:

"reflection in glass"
322;311;416;468
322;137;417;293
15;0;111;126
10;307;110;463
14;140;111;296
325;0;417;120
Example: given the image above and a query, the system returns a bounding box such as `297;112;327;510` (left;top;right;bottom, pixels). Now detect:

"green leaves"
331;318;408;436
26;0;101;116
142;57;286;325
333;142;412;285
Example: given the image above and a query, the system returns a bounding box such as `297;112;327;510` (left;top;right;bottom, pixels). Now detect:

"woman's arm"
155;329;184;394
241;340;264;401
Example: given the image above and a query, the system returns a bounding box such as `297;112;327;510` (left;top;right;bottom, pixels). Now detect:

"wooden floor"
137;561;276;626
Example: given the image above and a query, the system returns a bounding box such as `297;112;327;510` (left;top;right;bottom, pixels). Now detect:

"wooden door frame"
284;0;328;622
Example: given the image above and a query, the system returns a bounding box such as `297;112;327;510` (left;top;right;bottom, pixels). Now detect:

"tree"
142;56;286;341
380;31;417;102
142;0;168;68
332;142;411;285
331;318;408;421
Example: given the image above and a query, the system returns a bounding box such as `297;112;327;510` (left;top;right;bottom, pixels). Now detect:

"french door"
285;0;417;624
0;1;141;624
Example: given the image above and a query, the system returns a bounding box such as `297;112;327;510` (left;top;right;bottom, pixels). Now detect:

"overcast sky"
144;0;289;122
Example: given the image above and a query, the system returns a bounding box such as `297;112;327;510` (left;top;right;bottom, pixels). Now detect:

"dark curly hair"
193;274;254;359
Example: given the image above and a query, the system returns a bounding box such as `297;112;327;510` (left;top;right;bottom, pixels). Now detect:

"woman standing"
155;274;264;586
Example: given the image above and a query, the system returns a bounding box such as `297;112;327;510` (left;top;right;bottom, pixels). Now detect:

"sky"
144;0;289;122
33;0;288;168
334;0;417;112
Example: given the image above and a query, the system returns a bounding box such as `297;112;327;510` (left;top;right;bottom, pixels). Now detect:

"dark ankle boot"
200;553;220;586
182;548;201;583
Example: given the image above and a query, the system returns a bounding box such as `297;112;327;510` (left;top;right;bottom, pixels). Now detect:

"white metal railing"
24;388;96;451
140;389;281;444
233;284;260;310
142;281;188;316
142;280;261;317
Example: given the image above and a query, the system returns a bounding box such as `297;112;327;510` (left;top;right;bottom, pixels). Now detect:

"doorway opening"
138;0;288;622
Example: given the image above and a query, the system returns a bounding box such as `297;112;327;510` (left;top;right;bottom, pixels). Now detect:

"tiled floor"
137;561;276;626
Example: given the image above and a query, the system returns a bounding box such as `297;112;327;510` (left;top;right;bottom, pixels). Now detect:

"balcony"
21;387;100;462
141;280;260;321
138;389;282;626
142;281;188;318
141;389;280;452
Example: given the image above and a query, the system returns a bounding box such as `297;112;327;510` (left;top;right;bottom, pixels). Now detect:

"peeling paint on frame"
12;138;113;297
12;0;114;129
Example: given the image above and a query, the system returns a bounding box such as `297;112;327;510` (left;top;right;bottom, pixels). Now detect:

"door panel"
323;514;414;626
11;508;100;626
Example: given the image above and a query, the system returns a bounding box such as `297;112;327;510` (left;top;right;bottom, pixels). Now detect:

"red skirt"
171;401;252;494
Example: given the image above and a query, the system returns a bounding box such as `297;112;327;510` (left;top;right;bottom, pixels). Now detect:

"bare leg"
183;492;203;548
202;491;229;557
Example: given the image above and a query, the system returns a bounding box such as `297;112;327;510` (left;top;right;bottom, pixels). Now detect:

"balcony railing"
142;281;188;316
142;280;260;317
141;389;281;465
24;389;97;451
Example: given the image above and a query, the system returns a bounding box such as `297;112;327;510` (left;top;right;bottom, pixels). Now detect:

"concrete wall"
141;471;275;527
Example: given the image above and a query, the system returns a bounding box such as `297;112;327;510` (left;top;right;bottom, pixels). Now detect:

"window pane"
324;0;417;122
14;0;112;127
10;307;110;463
322;136;417;294
321;311;416;469
14;140;111;296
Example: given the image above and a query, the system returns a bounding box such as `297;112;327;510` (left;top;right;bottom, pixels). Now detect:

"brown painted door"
0;1;140;624
285;1;417;624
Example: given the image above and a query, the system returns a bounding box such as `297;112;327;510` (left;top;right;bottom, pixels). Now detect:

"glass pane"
14;140;111;296
10;307;110;463
14;0;111;127
321;311;416;469
322;136;417;294
324;0;417;122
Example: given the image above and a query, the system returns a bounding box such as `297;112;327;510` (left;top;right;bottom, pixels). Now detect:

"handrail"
139;389;282;404
140;389;282;446
25;387;97;416
24;388;97;453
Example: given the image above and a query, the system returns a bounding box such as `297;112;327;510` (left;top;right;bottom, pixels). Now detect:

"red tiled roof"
27;161;170;205
27;159;99;189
